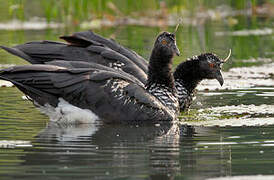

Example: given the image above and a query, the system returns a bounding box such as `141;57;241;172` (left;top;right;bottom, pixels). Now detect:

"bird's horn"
222;49;232;63
173;23;180;35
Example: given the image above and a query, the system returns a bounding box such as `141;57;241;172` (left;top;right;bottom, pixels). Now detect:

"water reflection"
9;123;194;180
2;117;274;179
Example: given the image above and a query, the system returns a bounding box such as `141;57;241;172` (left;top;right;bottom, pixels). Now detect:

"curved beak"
215;70;224;86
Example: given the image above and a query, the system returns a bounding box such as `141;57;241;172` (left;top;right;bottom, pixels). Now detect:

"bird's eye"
161;39;167;45
209;63;215;68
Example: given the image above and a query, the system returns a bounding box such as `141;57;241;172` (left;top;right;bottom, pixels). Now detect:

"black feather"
0;32;179;123
0;30;224;112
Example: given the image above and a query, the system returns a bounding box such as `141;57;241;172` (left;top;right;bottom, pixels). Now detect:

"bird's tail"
0;45;34;63
0;68;58;106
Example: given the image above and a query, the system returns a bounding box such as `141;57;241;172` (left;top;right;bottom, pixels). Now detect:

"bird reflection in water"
20;122;196;180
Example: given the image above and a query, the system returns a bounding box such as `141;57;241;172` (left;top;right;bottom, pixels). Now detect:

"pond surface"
0;6;273;180
1;92;274;180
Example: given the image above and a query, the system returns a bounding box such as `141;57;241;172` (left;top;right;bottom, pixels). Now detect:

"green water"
0;1;274;179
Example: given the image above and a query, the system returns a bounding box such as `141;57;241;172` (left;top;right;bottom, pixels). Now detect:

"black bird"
173;53;230;110
0;32;180;124
0;30;231;111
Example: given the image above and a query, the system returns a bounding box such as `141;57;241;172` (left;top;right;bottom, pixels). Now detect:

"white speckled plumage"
175;80;189;105
148;83;179;114
109;61;125;70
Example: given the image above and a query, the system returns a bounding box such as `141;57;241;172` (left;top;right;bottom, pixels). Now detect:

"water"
0;2;274;179
1;102;274;179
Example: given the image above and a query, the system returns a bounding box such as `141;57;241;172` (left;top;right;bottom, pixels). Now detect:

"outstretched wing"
0;39;148;84
60;30;148;72
45;60;144;86
0;65;173;123
0;41;108;64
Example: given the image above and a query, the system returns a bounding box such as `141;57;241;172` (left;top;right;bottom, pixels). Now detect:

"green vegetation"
0;0;272;23
0;0;272;67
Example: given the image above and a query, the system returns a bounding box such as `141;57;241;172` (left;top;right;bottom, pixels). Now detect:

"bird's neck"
173;58;202;93
146;48;175;93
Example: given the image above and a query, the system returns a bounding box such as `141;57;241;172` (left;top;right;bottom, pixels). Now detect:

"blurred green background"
0;0;273;69
0;0;272;23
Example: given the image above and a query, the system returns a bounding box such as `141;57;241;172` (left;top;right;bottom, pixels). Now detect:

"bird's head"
154;31;180;59
198;49;231;86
